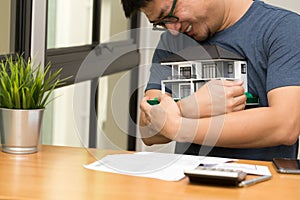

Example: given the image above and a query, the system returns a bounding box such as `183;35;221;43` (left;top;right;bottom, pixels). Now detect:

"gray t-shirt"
145;0;300;160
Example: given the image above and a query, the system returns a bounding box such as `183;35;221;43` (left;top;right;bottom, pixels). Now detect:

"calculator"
184;166;247;187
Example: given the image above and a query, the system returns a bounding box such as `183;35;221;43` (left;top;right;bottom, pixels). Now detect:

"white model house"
160;45;249;101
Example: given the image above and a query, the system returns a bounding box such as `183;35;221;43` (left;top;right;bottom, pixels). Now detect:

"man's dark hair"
121;0;151;18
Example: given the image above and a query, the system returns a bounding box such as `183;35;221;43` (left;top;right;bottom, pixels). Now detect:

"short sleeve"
266;13;300;91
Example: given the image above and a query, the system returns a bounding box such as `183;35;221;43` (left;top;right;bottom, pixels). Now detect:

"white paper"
84;152;236;181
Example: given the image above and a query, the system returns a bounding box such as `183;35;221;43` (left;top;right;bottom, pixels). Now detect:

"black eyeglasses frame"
152;0;179;31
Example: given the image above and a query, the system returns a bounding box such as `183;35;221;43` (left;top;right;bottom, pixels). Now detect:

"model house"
160;45;249;101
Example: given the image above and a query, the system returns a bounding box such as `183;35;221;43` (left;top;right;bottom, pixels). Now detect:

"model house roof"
161;45;245;63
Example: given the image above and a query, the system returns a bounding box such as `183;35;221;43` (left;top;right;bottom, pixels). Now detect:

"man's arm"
140;80;247;146
141;86;300;148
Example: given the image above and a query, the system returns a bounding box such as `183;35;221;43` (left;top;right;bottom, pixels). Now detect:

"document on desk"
84;152;236;181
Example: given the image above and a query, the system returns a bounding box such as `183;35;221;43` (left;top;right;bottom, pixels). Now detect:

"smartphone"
272;158;300;174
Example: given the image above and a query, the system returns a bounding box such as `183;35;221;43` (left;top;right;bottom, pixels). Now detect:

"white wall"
263;0;300;13
50;82;90;147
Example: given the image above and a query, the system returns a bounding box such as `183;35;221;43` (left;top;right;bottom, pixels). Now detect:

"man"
121;0;300;160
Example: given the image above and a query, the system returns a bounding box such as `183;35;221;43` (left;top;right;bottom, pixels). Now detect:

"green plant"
0;54;69;109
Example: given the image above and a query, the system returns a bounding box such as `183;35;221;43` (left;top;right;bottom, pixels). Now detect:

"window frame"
45;0;140;85
45;0;140;150
0;0;32;60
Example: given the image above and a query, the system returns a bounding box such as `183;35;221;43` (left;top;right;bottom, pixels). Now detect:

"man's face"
141;0;226;41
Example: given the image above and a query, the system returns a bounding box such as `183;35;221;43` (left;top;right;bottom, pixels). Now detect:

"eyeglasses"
152;0;179;31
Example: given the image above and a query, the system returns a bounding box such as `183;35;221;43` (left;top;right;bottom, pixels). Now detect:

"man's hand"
138;90;172;145
140;94;183;142
178;80;247;118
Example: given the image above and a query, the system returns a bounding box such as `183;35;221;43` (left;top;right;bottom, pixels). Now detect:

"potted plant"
0;54;68;154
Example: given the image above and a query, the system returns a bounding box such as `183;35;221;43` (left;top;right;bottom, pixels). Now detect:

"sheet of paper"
84;152;236;181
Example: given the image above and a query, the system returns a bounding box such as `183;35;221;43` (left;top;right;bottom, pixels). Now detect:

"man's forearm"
163;106;299;148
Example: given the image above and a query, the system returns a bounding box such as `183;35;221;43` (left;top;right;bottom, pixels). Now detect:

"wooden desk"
0;145;299;200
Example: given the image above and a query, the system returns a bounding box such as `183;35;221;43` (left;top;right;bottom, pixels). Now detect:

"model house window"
228;63;233;74
179;84;191;98
180;66;192;79
241;63;247;74
203;63;217;78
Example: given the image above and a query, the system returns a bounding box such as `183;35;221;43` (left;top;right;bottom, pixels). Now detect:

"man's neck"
220;0;254;31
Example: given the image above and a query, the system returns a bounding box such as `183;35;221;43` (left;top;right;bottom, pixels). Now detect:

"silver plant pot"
0;108;44;154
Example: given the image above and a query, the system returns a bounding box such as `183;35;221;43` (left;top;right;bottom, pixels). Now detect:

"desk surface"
0;145;299;200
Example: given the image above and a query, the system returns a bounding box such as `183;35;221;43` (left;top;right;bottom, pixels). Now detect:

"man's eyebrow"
149;8;167;23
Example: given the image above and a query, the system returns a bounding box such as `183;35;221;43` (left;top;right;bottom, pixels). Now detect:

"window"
46;0;139;85
47;0;93;49
0;0;31;58
0;0;15;55
45;0;139;149
1;0;139;150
